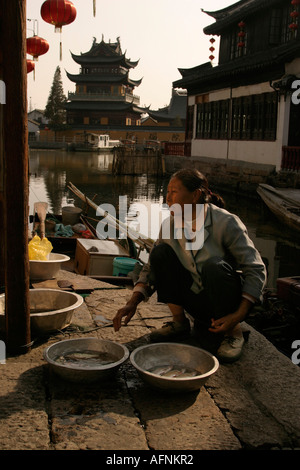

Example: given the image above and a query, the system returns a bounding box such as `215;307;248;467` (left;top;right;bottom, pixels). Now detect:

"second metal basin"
0;288;83;334
130;342;219;392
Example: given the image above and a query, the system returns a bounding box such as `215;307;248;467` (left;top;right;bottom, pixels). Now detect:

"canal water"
29;149;300;290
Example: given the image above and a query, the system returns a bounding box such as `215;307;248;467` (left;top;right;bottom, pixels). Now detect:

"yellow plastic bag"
28;235;53;260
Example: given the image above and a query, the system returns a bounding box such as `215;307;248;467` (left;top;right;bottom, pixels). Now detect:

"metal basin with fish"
0;288;83;334
130;343;219;392
30;253;70;281
44;337;130;383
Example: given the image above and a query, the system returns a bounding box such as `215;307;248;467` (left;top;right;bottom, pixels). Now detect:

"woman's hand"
113;303;137;332
208;297;253;335
113;290;145;332
209;312;240;335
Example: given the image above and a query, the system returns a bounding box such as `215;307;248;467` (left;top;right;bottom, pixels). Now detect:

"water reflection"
29;149;167;216
29;149;300;288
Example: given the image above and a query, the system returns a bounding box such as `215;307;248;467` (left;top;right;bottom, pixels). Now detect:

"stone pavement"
0;270;300;451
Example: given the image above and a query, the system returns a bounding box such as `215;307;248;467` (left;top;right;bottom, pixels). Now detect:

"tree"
44;66;67;131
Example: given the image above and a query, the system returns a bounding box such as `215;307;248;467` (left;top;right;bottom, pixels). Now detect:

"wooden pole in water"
0;0;31;354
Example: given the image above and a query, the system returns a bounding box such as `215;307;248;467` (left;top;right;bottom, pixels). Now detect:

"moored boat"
67;134;121;153
29;182;154;285
257;184;300;233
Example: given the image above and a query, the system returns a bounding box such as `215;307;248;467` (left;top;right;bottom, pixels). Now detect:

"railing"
68;92;140;105
282;146;300;171
164;142;185;156
163;142;191;157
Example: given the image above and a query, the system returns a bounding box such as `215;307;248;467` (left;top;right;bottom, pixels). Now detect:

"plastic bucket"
62;206;82;226
113;257;139;277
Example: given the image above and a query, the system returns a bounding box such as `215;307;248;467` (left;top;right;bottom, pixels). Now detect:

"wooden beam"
0;0;31;354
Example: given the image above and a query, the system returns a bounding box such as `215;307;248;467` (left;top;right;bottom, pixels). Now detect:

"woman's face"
166;177;199;216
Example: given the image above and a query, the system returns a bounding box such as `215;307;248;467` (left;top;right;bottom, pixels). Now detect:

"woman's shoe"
149;319;191;342
217;335;245;362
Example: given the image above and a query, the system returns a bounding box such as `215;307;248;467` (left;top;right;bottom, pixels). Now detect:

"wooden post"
0;7;4;288
0;0;31;354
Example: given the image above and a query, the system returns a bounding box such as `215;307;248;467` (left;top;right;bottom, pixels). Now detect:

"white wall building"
174;0;300;173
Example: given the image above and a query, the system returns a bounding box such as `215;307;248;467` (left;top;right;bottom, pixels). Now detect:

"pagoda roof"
70;37;139;68
178;62;213;78
147;89;187;122
173;40;300;93
66;71;142;87
65;100;147;114
203;0;282;35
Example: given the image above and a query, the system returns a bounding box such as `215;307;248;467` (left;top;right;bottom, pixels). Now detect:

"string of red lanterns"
209;37;215;63
289;0;300;36
26;0;95;71
237;21;246;49
40;0;77;60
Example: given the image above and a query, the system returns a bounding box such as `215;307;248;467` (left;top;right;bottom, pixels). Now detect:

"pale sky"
26;0;236;112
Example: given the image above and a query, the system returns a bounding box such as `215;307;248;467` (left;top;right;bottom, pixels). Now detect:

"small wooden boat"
30;182;155;285
257;184;300;233
29;211;139;286
67;182;154;255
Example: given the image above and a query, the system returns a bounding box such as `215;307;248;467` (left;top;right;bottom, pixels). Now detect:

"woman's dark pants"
149;243;242;350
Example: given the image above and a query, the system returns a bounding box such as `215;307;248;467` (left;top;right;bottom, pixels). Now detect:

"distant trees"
44;66;67;131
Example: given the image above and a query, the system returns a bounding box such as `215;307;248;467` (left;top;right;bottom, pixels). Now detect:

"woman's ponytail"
209;191;225;208
172;168;226;208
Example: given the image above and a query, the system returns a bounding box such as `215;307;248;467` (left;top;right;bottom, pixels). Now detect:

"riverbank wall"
163;155;300;197
29;141;68;150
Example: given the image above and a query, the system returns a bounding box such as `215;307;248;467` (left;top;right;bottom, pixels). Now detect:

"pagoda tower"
65;37;145;128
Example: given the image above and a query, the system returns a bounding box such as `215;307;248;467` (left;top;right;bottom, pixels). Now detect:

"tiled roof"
66;72;142;87
70;37;139;69
203;0;283;35
173;40;300;93
147;90;187;121
65;101;146;114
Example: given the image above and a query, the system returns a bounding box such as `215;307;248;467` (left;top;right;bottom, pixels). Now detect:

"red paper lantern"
41;0;77;33
289;23;298;30
291;0;300;5
27;60;35;74
27;35;49;61
41;0;76;59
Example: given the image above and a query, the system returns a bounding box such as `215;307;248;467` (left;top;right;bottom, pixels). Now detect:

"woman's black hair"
171;168;225;208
